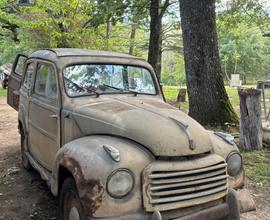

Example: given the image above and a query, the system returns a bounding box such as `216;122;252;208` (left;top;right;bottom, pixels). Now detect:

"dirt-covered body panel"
63;95;212;157
52;135;154;218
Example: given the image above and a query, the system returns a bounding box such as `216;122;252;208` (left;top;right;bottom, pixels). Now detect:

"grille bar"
150;185;227;204
150;179;227;196
149;163;226;179
150;168;226;185
150;175;227;191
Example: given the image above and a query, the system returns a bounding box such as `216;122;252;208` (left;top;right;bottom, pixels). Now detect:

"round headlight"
107;169;134;198
227;152;242;176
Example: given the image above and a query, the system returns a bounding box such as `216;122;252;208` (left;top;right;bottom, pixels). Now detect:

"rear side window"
23;63;35;90
34;64;58;100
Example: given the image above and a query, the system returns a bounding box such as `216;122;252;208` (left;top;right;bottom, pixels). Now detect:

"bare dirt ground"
0;97;58;220
0;97;269;219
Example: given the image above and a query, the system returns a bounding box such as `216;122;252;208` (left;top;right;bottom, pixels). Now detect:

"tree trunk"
157;34;162;79
179;0;238;125
238;88;263;151
148;0;169;81
177;88;187;102
106;19;112;50
129;23;137;55
148;0;162;80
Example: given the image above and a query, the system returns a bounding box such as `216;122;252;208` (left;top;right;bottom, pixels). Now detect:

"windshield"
63;64;156;97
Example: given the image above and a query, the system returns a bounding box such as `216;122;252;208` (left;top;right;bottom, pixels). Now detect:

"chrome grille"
143;155;228;212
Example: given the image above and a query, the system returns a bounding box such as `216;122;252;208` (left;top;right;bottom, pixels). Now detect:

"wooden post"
261;83;267;119
177;88;187;102
238;88;263;151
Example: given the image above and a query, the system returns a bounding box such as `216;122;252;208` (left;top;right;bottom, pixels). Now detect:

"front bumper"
87;203;228;220
164;203;229;220
171;189;255;220
87;188;255;220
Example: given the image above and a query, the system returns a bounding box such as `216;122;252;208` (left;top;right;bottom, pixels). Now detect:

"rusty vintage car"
7;49;252;220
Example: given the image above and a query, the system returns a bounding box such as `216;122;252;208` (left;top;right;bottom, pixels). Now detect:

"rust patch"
59;152;105;216
80;179;104;215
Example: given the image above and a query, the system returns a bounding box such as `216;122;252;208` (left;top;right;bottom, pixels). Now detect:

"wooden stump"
177;88;187;102
238;88;263;151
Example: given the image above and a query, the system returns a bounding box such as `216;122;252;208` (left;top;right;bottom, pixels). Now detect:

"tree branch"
0;16;19;42
159;0;171;19
1;4;21;13
262;32;270;38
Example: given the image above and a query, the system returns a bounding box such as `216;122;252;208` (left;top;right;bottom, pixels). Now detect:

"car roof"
30;48;144;61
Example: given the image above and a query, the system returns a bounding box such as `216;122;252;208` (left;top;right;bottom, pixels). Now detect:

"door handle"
48;114;57;119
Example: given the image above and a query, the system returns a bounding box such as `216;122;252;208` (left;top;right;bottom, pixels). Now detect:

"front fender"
208;131;245;189
51;135;154;218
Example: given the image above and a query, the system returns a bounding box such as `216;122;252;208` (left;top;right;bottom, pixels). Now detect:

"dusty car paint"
63;96;213;156
51;135;154;217
208;131;245;189
7;49;253;219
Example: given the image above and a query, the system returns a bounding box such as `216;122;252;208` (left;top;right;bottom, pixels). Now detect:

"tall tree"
0;1;21;43
179;0;238;125
148;0;170;80
217;0;270;81
128;0;149;55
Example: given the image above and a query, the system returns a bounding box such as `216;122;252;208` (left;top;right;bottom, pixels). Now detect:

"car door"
28;61;60;171
7;54;28;111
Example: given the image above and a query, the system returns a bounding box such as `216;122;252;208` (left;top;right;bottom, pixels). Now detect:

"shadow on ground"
0;145;59;220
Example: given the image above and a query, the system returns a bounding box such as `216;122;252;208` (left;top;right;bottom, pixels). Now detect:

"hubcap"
69;207;80;220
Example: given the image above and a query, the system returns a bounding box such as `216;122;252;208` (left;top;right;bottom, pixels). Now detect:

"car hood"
70;97;213;157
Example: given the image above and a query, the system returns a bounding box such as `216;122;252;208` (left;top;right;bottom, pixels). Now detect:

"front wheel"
60;178;87;220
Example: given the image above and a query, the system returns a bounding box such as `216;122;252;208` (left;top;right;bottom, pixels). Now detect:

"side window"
34;64;58;100
127;66;155;94
23;63;35;90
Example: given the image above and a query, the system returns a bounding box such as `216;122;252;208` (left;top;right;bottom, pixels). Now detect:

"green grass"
163;85;257;112
0;87;7;97
241;149;270;187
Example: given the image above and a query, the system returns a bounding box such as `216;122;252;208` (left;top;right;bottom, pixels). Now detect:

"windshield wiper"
85;87;101;97
102;84;124;92
125;89;138;96
64;77;100;97
102;84;138;96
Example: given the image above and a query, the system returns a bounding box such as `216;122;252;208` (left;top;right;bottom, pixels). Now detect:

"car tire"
21;130;32;170
60;178;87;220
